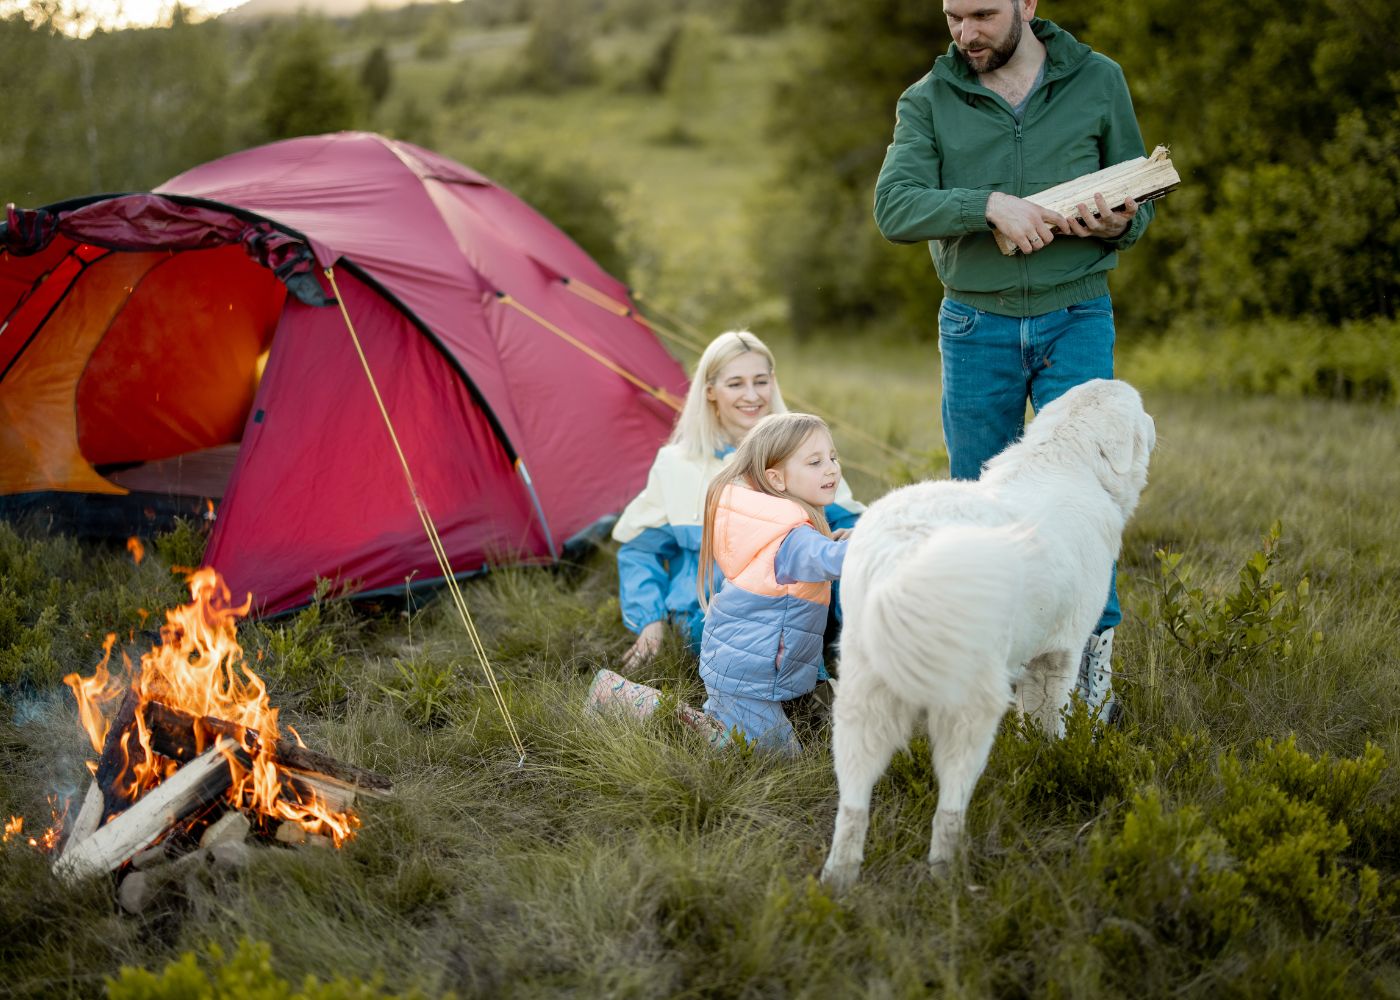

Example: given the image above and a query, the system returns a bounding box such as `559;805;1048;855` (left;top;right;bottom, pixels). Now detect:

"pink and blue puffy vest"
698;485;831;702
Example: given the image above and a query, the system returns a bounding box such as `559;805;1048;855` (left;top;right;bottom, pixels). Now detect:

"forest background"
4;0;1398;345
3;0;1400;996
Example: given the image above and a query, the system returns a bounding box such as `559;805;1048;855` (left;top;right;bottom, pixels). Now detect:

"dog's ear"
1097;425;1136;481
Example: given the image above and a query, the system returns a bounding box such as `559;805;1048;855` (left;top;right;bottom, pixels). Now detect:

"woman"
613;331;863;666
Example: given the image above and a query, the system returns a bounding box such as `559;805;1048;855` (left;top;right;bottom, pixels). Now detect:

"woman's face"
706;352;775;445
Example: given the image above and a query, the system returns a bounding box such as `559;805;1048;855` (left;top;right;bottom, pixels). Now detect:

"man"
873;0;1155;723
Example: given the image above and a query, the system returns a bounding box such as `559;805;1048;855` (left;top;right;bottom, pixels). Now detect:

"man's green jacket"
874;19;1153;318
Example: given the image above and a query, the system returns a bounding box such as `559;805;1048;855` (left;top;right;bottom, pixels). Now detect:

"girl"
612;331;862;666
696;413;851;752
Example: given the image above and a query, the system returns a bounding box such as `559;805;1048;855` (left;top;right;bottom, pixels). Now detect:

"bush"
509;0;597;93
1122;317;1400;405
106;937;423;999
1089;787;1255;960
992;700;1152;819
1145;521;1323;668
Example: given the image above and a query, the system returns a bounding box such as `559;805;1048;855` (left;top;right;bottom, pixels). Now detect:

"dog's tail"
861;525;1026;706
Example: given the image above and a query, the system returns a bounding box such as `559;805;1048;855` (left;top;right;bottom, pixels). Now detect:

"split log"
995;145;1182;255
57;780;103;859
95;688;145;823
52;745;233;883
140;700;393;801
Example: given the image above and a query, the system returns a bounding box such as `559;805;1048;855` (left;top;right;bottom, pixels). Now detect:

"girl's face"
764;428;841;508
707;352;774;445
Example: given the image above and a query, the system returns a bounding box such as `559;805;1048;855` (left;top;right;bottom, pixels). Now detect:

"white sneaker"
1079;628;1119;724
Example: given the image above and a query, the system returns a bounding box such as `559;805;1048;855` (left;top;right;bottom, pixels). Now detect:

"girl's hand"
621;620;667;669
831;528;853;541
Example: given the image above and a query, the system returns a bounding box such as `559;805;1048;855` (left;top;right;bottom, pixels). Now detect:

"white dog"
820;379;1155;889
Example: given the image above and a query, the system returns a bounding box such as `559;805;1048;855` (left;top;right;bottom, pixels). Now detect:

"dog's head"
1004;379;1156;517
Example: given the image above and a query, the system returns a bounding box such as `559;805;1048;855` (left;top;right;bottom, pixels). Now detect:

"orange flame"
2;805;59;853
126;537;145;564
63;568;358;846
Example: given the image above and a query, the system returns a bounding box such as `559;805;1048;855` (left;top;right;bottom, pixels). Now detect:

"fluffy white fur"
820;379;1156;889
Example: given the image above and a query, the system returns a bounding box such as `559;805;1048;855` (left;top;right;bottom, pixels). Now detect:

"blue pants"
937;294;1120;632
703;688;800;754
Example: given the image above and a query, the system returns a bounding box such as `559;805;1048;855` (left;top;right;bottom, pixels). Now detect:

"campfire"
48;567;391;888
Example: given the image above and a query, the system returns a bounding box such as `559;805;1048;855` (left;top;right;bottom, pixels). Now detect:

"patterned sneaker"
1079;628;1119;725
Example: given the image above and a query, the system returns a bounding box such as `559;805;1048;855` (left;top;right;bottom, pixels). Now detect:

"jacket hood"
714;485;810;578
933;18;1091;90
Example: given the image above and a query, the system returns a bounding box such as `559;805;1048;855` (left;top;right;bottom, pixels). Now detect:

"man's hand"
985;191;1070;254
1063;193;1138;241
621;620;667;669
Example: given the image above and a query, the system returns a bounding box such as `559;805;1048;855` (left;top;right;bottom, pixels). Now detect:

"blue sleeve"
617;526;680;633
774;526;848;585
824;502;861;534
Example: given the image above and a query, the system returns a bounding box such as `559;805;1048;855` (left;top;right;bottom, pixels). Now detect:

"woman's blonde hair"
697;412;833;610
669;330;788;460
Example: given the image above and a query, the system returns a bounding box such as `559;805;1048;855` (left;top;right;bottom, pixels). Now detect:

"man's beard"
964;15;1022;73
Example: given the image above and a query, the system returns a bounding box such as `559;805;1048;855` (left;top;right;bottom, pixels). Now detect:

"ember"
52;567;390;883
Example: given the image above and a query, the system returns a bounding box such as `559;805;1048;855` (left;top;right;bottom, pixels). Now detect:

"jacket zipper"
1014;121;1030;312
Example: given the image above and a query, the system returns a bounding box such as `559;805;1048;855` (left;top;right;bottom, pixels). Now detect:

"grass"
3;369;1400;997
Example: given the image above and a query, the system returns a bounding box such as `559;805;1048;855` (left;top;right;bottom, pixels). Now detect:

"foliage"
1147;521;1323;667
761;0;1400;332
658;15;717;144
106;938;424;999
993;700;1152;818
250;594;358;715
1123;316;1400;405
1090;734;1396;983
729;0;791;35
0;9;240;205
510;0;598;93
250;17;363;142
753;0;948;336
0;522;187;691
1090;787;1256;959
359;45;393;107
152;517;210;571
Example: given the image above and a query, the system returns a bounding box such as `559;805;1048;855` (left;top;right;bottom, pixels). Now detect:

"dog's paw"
819;861;860;893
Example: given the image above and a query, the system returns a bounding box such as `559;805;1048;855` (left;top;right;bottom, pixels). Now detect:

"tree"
252;18;362;142
515;0;597;93
359;44;393;107
763;0;1400;331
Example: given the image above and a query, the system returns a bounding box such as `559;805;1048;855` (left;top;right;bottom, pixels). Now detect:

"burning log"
57;781;103;860
54;568;387;887
140;700;392;803
95;688;145;823
52;745;234;882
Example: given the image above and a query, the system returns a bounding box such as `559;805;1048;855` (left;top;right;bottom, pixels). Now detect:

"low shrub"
1123;318;1400;406
1145;520;1322;668
106;937;425;999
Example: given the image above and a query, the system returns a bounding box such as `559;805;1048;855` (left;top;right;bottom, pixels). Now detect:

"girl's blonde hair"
697;412;833;610
669;330;789;460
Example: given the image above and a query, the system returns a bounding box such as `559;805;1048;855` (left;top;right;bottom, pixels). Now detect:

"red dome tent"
0;132;686;616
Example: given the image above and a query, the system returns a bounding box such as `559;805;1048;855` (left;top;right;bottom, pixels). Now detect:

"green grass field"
3;13;1400;999
4;369;1398;997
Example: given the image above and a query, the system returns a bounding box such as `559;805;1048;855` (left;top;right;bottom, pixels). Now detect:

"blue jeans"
703;689;800;754
937;294;1120;632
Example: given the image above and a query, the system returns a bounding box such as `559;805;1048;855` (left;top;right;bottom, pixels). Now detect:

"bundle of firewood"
994;145;1181;256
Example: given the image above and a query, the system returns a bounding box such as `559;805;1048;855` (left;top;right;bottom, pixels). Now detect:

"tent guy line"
327;264;526;765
